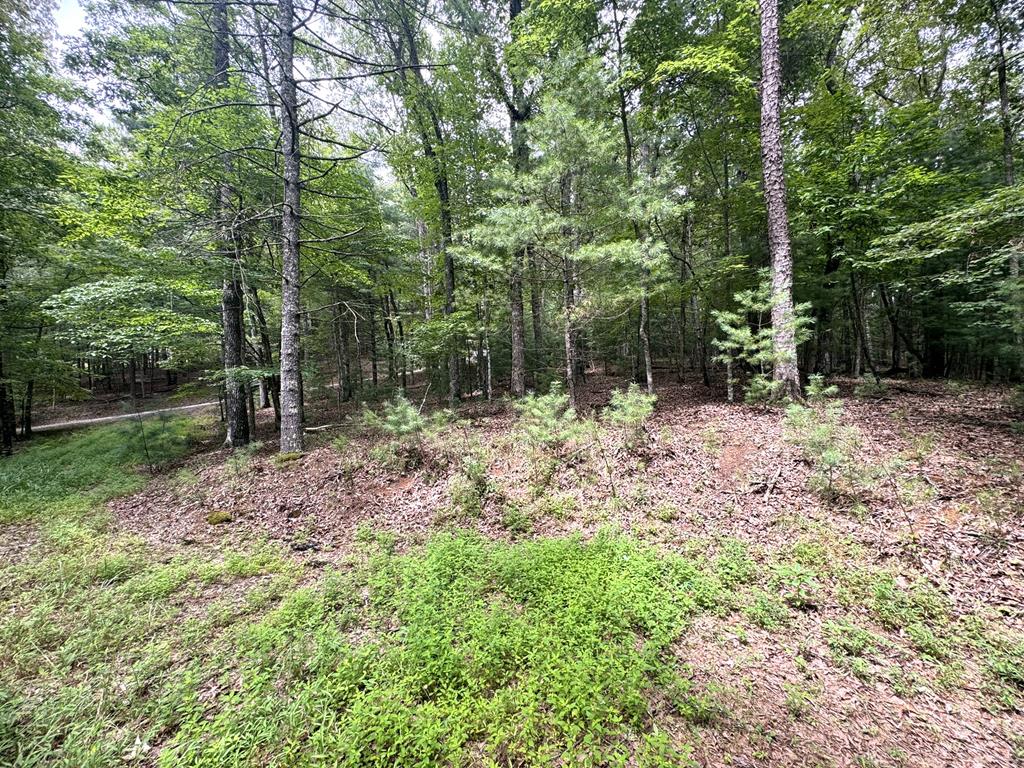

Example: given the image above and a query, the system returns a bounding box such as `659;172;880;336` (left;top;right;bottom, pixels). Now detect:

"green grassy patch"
164;531;710;767
0;416;201;524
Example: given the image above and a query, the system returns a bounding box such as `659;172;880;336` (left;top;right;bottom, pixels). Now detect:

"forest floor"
1;376;1023;767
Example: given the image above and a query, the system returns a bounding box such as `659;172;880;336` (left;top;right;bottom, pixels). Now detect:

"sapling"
712;276;812;403
604;382;656;451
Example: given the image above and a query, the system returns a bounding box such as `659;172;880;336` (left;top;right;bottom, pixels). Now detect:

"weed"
653;502;678;522
907;622;953;661
871;575;949;631
226;440;264;475
987;637;1024;692
743;590;790;629
783;681;816;718
0;416;197;524
772;563;820;609
166;532;725;767
533;492;578;520
853;377;888;398
701;425;723;457
825;620;880;659
500;503;533;534
714;538;757;588
272;451;303;468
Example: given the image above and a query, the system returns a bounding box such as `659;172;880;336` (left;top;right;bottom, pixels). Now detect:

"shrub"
743;374;782;405
500;503;532;534
444;453;491;520
805;374;839;403
515;382;580;452
853;377;888;398
363;393;427;441
712;276;812;403
363;394;437;469
784;401;865;500
743;590;789;629
604;383;656;448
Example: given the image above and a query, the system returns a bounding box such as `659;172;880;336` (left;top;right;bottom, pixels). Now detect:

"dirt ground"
108;375;1024;767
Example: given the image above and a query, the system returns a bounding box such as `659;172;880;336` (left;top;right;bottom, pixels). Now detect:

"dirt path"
34;401;219;433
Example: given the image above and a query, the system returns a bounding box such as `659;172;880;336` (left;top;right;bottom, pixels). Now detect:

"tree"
277;0;304;453
757;0;800;399
212;0;249;448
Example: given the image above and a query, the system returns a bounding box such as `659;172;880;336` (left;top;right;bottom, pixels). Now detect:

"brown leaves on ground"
106;374;1024;768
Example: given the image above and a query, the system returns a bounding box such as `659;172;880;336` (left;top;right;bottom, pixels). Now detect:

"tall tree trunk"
382;294;397;383
991;0;1022;376
213;0;248;448
391;10;459;406
389;290;408;390
610;0;653;394
506;0;528;398
247;284;279;420
850;271;880;383
529;248;543;378
563;255;577;409
0;353;14;456
20;380;33;439
368;298;379;386
335;300;354;401
879;285;925;370
277;0;303;453
677;212;693;382
509;247;527;397
221;264;248;446
758;0;801;399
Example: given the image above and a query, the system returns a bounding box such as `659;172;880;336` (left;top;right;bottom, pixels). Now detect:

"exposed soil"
104;375;1024;767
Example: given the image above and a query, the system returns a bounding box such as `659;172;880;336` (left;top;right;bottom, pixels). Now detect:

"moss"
272;451;304;467
206;509;234;525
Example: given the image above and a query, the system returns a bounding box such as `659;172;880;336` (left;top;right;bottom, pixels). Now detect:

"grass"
1;419;721;767
0;416;200;524
165;531;713;767
3;401;1024;766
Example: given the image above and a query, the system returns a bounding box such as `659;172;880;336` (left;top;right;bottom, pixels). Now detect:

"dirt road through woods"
33;401;219;433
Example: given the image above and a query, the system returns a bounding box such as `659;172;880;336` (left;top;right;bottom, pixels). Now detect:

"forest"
1;0;1023;764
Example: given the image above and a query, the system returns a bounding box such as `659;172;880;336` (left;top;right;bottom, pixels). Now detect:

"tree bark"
990;0;1022;376
529;247;543;378
758;0;801;399
20;380;33;439
368;297;379;386
389;291;408;390
850;271;880;383
506;0;529;397
212;0;248;448
277;0;303;453
382;294;397;383
563;255;577;410
0;353;14;456
247;284;279;420
509;242;527;397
